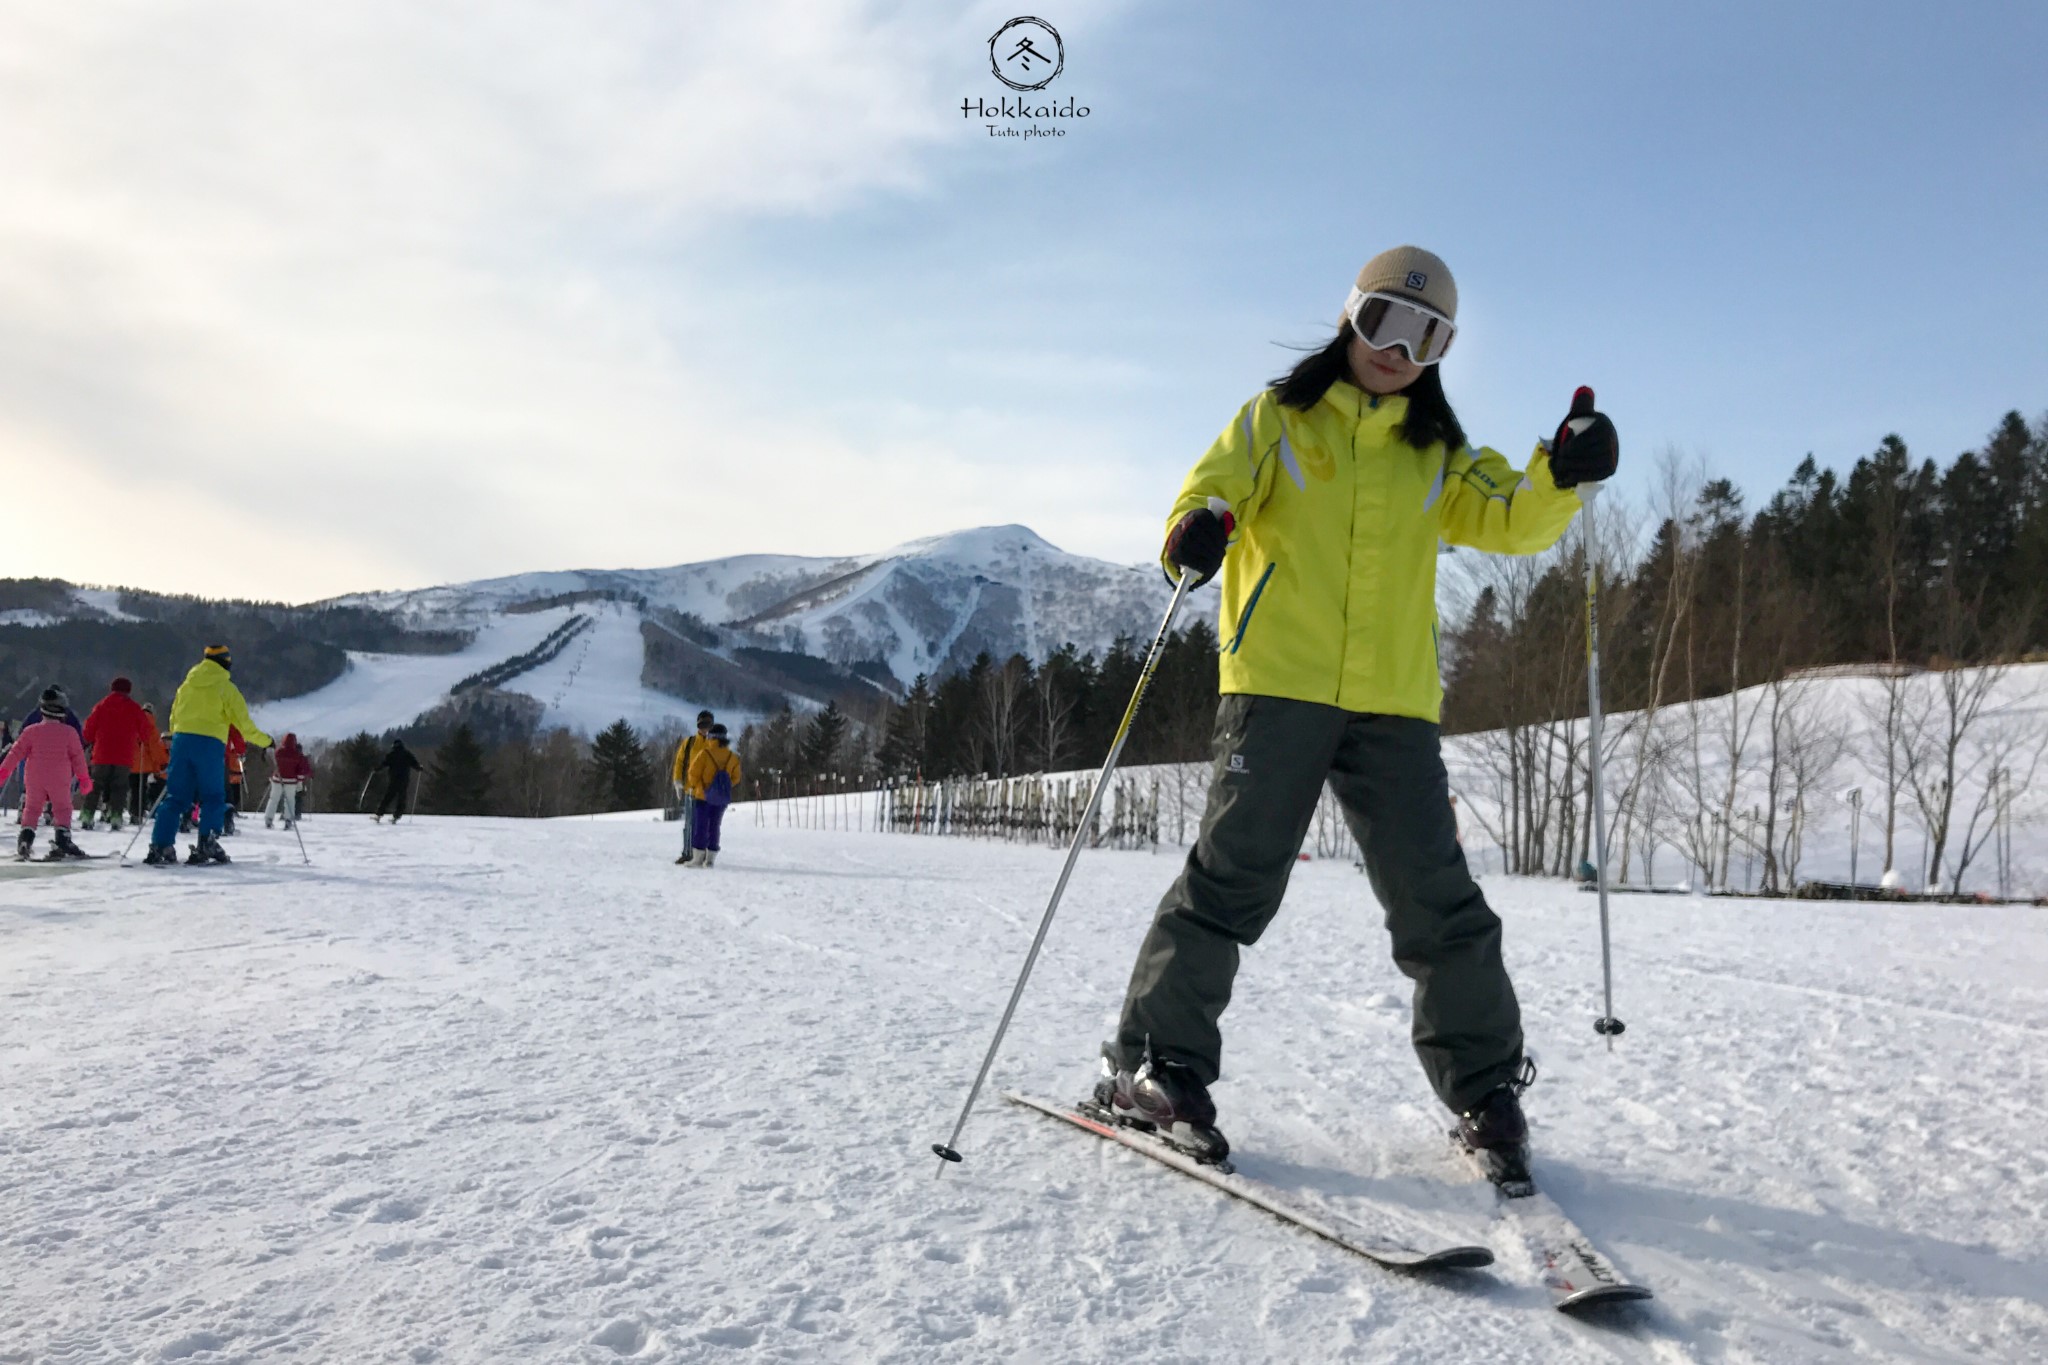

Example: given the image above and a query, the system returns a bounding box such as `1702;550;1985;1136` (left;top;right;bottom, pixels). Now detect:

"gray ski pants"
1111;695;1524;1113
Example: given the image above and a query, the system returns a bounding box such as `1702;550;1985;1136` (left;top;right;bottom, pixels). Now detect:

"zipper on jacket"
1228;562;1277;655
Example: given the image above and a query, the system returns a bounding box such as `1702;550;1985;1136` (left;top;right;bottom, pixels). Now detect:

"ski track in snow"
1;816;2044;1363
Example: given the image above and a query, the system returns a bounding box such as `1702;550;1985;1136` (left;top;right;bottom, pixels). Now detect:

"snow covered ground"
3;815;2045;1362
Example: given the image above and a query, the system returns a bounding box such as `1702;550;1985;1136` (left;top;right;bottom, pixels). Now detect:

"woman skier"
682;723;742;868
264;733;314;828
1091;246;1618;1187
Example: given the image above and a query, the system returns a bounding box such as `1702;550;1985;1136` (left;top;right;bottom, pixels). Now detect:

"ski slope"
3;816;2044;1362
262;602;720;742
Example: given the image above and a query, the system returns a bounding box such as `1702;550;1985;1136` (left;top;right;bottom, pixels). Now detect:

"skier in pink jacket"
0;689;94;861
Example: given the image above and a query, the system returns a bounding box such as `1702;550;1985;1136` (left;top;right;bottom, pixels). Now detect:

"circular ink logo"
989;17;1064;91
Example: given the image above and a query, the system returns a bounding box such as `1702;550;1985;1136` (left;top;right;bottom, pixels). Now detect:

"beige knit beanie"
1350;245;1457;320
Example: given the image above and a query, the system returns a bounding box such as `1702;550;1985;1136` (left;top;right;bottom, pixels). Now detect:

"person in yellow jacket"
144;644;274;867
671;709;714;866
1093;246;1619;1185
682;723;742;868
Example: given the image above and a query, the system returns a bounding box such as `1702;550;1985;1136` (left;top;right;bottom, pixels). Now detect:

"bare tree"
1766;675;1848;889
1944;708;2048;893
1027;663;1078;774
978;654;1031;778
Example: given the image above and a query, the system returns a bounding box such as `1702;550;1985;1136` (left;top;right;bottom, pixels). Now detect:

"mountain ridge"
1;525;1209;741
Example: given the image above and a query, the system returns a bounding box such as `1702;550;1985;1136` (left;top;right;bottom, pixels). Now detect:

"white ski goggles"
1343;288;1457;365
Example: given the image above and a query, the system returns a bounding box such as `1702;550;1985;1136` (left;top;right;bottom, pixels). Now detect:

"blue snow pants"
151;733;227;848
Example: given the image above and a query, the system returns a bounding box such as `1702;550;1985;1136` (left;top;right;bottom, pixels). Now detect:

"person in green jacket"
1092;246;1619;1185
144;644;273;866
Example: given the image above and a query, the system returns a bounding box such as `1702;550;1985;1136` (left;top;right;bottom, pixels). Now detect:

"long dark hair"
1268;325;1467;454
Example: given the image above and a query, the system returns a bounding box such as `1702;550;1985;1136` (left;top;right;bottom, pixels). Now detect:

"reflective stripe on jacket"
1165;382;1582;721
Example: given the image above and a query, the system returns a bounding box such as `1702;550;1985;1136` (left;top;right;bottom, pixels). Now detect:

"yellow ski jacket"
686;743;743;801
1165;382;1582;722
672;734;707;785
166;659;273;746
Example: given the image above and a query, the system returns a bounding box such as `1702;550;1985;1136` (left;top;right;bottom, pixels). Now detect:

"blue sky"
2;1;2041;599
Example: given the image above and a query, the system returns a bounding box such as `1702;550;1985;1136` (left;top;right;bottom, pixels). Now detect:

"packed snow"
3;808;2044;1363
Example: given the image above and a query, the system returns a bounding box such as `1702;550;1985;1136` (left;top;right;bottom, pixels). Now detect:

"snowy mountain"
259;525;1201;741
327;525;1184;684
2;527;1205;742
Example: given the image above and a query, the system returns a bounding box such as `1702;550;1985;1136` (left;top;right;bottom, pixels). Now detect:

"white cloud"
0;0;1124;598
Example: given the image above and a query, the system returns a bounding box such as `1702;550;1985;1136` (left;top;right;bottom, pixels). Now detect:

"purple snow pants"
691;800;727;853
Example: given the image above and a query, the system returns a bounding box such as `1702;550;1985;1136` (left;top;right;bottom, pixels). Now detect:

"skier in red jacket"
80;677;155;833
264;734;314;828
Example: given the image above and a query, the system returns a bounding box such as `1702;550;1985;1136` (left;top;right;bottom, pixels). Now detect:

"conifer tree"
586;718;652;812
801;701;850;782
428;723;492;815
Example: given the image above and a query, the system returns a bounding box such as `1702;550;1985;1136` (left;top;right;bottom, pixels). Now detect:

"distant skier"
372;740;423;823
131;707;169;820
80;676;154;832
1091;246;1619;1185
671;710;715;866
682;723;741;868
143;645;273;867
223;727;248;835
264;733;314;828
1;690;94;860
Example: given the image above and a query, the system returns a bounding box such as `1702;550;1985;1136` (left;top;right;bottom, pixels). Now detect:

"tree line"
732;618;1224;797
1440;407;2048;890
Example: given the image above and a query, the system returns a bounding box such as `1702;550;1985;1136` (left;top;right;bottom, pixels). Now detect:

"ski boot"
186;833;232;865
703;851;717;867
142;844;179;866
49;828;90;860
14;828;33;861
1088;1046;1230;1165
1454;1058;1537;1195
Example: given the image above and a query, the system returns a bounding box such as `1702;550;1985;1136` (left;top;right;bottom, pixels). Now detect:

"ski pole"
932;569;1196;1173
120;789;167;864
288;790;310;866
1568;386;1624;1049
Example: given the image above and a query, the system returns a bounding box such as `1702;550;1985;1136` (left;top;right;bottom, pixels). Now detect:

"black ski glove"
1547;386;1619;490
1164;505;1233;586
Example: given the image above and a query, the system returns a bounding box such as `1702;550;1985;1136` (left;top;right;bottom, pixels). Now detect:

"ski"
1005;1092;1494;1272
1452;1142;1652;1313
